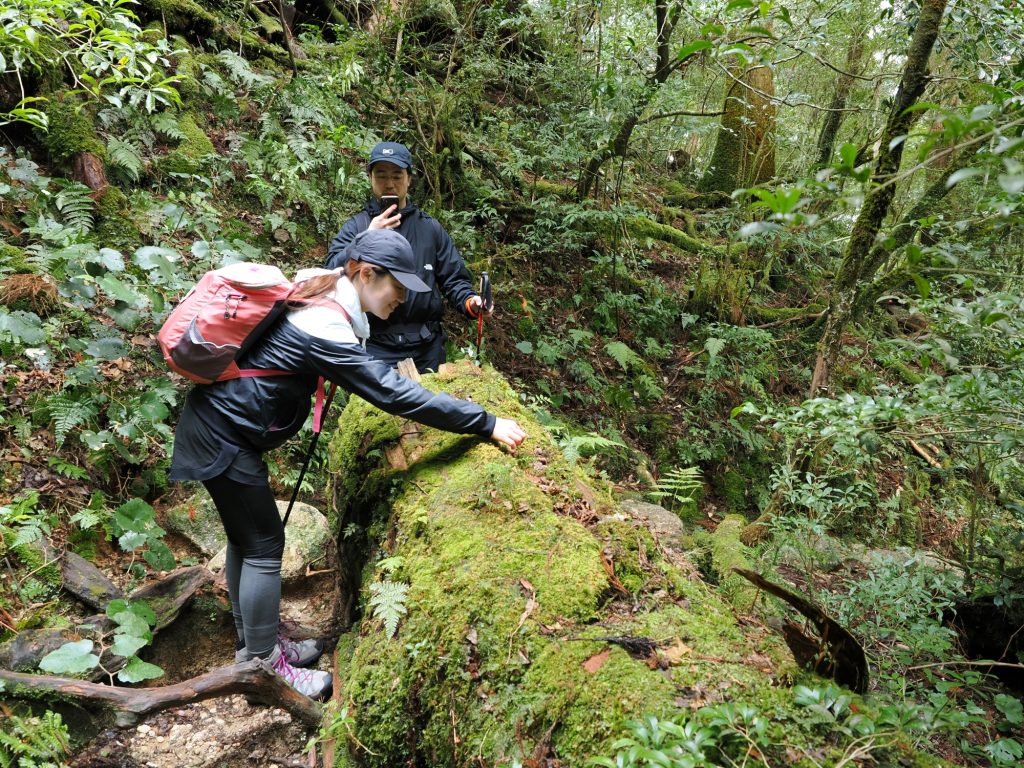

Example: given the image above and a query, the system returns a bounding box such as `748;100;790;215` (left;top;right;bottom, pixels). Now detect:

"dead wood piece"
29;537;124;611
908;438;942;469
396;357;421;382
128;566;213;631
732;568;868;692
72;151;108;191
0;659;322;728
62;550;125;609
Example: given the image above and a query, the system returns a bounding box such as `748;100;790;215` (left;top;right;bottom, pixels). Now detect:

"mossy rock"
328;363;809;766
155;113;215;175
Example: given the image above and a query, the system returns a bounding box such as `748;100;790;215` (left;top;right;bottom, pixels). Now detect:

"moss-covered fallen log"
326;363;803;766
627;215;725;256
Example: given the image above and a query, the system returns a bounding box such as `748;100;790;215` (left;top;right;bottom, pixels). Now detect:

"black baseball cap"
367;142;413;171
347;229;429;292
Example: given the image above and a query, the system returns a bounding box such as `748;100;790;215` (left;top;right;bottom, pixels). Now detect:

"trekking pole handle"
479;272;492;313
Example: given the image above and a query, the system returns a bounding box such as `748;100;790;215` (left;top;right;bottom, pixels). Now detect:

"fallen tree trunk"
0;658;321;728
326;363;798;766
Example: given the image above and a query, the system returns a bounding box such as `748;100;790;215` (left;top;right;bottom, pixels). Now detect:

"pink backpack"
158;262;295;384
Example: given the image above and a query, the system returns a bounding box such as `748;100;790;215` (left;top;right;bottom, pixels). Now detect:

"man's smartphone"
380;195;400;211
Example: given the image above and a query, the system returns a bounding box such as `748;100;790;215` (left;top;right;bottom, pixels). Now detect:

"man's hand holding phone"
369;195;402;231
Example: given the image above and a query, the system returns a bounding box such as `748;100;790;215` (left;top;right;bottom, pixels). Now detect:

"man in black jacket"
325;142;488;372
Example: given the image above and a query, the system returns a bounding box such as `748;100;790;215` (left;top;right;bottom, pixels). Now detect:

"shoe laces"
272;649;317;687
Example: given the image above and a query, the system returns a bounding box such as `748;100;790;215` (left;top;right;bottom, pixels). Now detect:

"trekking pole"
474;272;492;365
283;377;337;527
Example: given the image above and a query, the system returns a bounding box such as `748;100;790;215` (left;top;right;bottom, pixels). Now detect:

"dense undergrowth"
1;0;1023;765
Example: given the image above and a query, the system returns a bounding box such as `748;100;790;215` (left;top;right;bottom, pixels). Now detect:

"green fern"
107;136;144;181
54;182;95;234
368;580;409;639
559;432;625;465
47;394;98;446
648;466;703;511
0;710;71;766
217;50;274;88
605;340;643;372
151;110;187;141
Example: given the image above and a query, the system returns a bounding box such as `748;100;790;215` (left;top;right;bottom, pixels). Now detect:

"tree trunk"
326;363;796;766
809;0;948;395
813;35;865;169
852;151;969;316
698;62;777;193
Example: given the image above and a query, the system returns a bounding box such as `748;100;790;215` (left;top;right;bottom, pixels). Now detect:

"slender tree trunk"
576;0;679;200
813;35;864;169
852;151;968;315
809;0;949;395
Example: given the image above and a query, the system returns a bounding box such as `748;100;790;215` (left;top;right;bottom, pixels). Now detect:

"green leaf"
705;338;726;358
114;499;156;534
995;694;1023;726
144;540;176;571
39;640;100;675
0;309;46;345
945;167;984;189
117;656;164;683
109;610;151;639
515;341;534;354
137;391;170;421
85;337;128;360
109;634;148;658
118;530;148;551
678;40;712;59
911;273;930;299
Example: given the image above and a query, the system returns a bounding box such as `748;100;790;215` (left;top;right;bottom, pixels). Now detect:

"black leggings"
202;474;285;657
202;474;284;560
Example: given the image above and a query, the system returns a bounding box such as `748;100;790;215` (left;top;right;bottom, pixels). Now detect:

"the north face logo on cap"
382;148;394;155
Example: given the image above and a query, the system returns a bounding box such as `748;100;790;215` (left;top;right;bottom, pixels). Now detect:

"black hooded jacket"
169;309;495;484
325;199;476;347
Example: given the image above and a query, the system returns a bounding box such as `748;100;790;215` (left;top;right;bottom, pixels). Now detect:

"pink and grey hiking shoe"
236;631;325;668
265;645;332;700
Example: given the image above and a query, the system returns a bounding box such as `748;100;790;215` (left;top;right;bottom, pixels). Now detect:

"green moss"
92;187;142;252
627;215;724;256
708;515;760;612
42;99;105;164
156;113;215;175
1;244;31;273
329;364;821;766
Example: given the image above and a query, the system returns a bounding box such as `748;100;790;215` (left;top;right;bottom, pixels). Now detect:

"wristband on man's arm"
465;296;479;317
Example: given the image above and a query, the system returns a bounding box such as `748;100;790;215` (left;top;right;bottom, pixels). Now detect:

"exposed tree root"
0;659;322;729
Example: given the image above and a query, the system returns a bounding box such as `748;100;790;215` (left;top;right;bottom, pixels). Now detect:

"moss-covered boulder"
327;363;800;766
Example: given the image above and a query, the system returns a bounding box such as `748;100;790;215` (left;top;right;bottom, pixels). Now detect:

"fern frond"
107;136;144;181
151;110;187;141
649;466;703;510
217;51;275;89
368;580;409;639
47;394;98;446
53;182;95;234
605;340;643;372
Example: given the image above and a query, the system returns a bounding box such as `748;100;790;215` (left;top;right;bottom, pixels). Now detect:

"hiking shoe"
235;633;325;667
278;632;325;667
267;645;332;700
